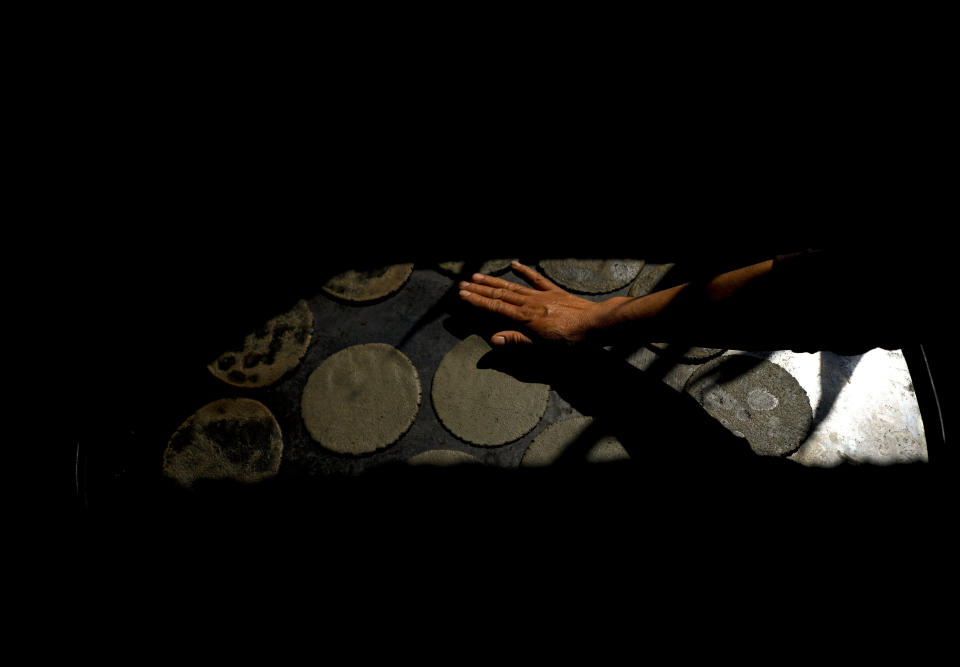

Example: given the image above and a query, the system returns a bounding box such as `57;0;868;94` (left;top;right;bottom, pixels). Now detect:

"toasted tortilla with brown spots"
208;300;313;388
162;398;283;487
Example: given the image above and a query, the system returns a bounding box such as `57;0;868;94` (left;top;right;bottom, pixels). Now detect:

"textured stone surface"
162;398;283;487
208;300;313;388
539;259;646;294
407;450;480;466
521;416;629;467
302;343;421;455
321;263;414;302
684;354;813;457
432;334;549;446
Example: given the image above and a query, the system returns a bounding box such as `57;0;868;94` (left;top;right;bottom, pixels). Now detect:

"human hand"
458;261;625;346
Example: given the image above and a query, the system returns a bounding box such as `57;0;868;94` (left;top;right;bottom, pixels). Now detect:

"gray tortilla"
432;335;549;446
321;263;414;302
437;259;517;276
407;450;480;466
684;354;813;457
521;416;629;467
627;263;676;297
162;398;283;487
539;259;646;294
647;342;726;363
208;300;313;388
301;343;421;455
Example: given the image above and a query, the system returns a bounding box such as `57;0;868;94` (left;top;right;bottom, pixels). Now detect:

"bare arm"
458;259;777;346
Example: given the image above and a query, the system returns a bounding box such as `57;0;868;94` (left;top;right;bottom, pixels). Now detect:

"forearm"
590;259;777;344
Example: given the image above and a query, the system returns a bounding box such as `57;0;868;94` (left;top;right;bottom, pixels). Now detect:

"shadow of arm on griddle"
477;344;776;473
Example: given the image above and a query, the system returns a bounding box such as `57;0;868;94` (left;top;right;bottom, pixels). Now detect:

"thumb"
491;330;534;346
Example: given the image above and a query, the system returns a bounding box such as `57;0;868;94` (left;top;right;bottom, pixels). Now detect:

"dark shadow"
476;344;777;472
397;259;486;348
812;351;864;432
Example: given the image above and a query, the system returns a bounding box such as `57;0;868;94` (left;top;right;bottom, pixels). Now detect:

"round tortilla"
432;335;549;446
320;263;414;302
683;354;813;457
627;263;676;297
521;416;629;467
301;343;421;455
162;398;283;487
647;342;726;364
437;259;517;276
407;450;480;466
208;300;313;388
539;259;646;294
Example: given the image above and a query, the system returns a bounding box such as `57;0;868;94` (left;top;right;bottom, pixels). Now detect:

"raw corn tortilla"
437;259;517;276
627;263;676;297
539;259;646;294
162;398;283;487
684;354;813;457
301;343;421;455
432;335;549;446
208;300;313;388
521;416;629;467
320;263;414;302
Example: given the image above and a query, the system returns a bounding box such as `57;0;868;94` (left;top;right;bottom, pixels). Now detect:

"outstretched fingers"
509;261;557;291
458;289;525;320
458;280;528;305
468;272;535;294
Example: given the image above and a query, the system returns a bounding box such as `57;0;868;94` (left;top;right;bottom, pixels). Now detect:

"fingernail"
459;281;469;288
472;273;483;281
511;261;521;266
492;335;506;345
459;290;469;297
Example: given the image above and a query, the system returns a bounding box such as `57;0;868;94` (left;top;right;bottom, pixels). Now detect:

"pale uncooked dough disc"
539;259;646;294
320;263;414;302
302;343;421;455
432;335;549;446
628;263;676;297
684;354;813;457
437;259;517;276
162;398;283;487
407;450;480;466
208;300;313;387
521;416;629;467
